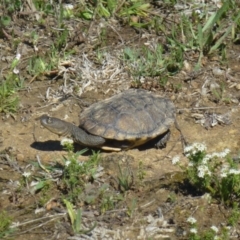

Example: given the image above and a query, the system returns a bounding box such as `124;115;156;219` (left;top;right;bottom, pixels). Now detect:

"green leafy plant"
0;211;13;238
123;45;167;78
62;149;100;203
166;2;240;70
116;163;134;192
63;199;96;234
0;76;19;113
175;143;240;207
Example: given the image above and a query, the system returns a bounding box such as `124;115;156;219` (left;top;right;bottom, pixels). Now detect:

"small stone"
212;67;225;76
16;153;24;161
235;84;240;90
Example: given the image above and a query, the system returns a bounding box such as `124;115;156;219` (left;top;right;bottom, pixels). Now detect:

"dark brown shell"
79;89;175;142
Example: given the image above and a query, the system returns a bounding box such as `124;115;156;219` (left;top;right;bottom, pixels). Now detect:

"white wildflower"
195;9;201;14
13;68;19;74
187;217;197;224
202;154;211;164
220;172;228;178
229;169;240;175
220;164;229;178
190;228;198;234
184;143;206;154
65;160;71;167
218;148;230;158
214;237;220;240
193;142;207;152
64;3;74;9
78;161;85;166
192;149;197;155
60;138;74;146
11;222;20;228
211;225;219;233
22;171;31;178
188;162;194;167
172;155;180;165
197;165;211;178
16;53;21;60
201;193;212;202
184;145;194;153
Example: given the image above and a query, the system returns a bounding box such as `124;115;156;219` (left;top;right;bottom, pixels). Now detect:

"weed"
63;199;96;234
165;2;240;70
123;45;166;78
176;143;240;207
0;211;13;238
62;150;101;203
28;57;48;76
173;143;240;237
0;82;18;113
100;194;119;214
33;0;54;15
186;216;231;240
126;198;137;217
137;160;146;182
117;163;134;192
1;0;22;15
119;1;151;27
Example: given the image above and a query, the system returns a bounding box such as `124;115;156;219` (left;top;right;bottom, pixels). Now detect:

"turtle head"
40;115;72;137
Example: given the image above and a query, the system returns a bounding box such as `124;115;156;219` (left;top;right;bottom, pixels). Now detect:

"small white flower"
11;222;20;228
64;3;74;9
22;171;31;178
16;53;21;60
195;9;201;14
78;161;85;166
218;148;230;158
214;236;220;240
193;142;207;152
184;145;193;153
211;225;219;233
185;143;206;155
229;169;240;175
201;193;212;202
187;217;197;224
60;138;74;146
197;165;211;178
202;155;210;164
220;172;227;178
172;155;180;165
220;164;229;178
188;162;194;167
13;68;19;74
190;228;198;234
65;160;71;167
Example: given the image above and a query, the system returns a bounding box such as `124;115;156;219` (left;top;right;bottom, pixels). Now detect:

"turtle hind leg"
154;130;171;149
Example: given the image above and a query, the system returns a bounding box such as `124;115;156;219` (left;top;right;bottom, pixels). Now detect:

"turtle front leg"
155;130;170;148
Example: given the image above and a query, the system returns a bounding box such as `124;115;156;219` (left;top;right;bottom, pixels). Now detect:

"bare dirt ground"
1;1;240;240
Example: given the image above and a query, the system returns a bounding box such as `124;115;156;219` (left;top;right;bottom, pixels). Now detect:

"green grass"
0;211;13;238
0;76;20;113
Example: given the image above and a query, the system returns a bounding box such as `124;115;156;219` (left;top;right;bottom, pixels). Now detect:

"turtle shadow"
31;140;64;152
31;138;167;154
31;141;98;156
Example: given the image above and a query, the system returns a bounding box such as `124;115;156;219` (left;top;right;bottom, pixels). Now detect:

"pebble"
235;84;240;90
16;153;24;161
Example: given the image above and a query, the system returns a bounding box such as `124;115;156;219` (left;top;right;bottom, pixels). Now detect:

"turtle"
40;89;178;151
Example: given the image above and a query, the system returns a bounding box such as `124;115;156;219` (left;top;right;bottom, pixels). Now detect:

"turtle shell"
79;89;175;145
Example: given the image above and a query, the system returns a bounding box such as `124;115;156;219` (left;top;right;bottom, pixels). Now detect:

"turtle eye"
47;117;52;124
